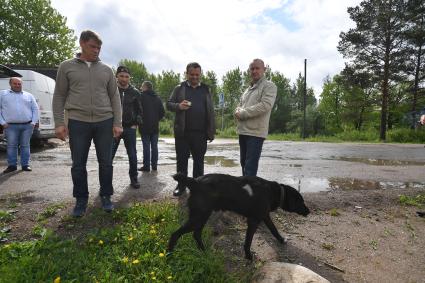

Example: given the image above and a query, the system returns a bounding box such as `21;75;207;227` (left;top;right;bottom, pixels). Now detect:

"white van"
0;65;56;144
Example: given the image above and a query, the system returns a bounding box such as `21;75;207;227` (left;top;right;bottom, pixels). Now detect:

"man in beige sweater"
234;59;277;176
52;30;122;217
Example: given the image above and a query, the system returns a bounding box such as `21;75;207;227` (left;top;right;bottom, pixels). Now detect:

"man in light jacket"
234;59;277;176
52;30;123;217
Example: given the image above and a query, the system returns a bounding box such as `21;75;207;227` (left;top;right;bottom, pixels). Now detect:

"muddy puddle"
281;177;425;193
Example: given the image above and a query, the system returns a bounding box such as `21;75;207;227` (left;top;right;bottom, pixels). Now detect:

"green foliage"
0;0;76;66
37;203;66;222
216;126;237;138
0;210;14;223
387;128;425;143
0;202;249;283
159;119;173;136
155;70;181;103
399;194;425;208
117;59;155;90
222;68;244;115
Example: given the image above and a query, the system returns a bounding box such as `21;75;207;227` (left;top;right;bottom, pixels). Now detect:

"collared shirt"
186;81;201;88
0;89;39;125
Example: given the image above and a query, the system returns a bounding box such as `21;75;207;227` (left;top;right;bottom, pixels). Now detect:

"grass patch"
321;243;335;250
399;194;425;208
0;201;250;283
0;210;14;223
328;208;340;217
37;203;66;222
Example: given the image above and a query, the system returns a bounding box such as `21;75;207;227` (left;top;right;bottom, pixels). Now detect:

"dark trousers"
111;127;138;182
68;118;114;198
141;133;159;169
175;131;207;178
239;135;265;176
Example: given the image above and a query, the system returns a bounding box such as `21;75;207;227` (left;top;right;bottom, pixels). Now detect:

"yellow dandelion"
167;276;173;280
53;276;61;283
149;229;156;234
159;253;165;257
127;236;133;241
132;259;140;264
122;257;129;263
98;240;104;245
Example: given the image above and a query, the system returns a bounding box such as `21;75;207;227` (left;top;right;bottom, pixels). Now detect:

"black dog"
168;173;310;260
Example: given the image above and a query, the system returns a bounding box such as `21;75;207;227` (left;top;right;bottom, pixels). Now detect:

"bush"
387;128;425;143
159;119;173;135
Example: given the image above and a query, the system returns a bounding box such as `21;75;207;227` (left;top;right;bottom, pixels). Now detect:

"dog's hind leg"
263;214;285;244
244;218;260;260
192;212;211;250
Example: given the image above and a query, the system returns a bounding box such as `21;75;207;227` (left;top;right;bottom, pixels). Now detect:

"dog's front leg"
263;214;285;244
244;218;260;260
168;222;196;252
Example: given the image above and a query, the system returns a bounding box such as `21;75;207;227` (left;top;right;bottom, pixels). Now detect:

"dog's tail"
172;173;197;191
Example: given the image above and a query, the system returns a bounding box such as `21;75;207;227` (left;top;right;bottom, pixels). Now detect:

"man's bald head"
9;77;23;92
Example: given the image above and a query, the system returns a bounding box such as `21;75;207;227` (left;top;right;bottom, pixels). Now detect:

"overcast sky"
50;0;361;94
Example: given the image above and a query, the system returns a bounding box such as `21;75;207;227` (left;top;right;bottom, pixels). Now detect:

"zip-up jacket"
167;82;215;140
52;56;122;127
236;76;277;138
119;84;142;128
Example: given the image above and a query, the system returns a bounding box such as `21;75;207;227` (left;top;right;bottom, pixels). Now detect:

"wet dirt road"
0;139;424;203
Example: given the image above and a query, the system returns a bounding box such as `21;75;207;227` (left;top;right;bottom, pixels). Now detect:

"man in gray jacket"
52;30;123;217
234;59;277;176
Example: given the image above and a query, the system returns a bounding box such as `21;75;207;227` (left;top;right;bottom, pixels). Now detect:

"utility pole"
302;59;307;139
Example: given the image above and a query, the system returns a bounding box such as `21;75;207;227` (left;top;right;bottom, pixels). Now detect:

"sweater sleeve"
107;69;122;127
238;82;277;120
52;63;69;127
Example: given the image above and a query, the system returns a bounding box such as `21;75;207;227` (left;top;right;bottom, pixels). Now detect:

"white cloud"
50;0;361;95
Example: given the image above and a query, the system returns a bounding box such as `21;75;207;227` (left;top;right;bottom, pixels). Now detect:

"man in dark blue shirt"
167;62;215;196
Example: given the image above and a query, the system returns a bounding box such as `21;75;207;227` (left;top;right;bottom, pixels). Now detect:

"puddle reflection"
334;156;425;166
282;177;425;193
204;156;238;167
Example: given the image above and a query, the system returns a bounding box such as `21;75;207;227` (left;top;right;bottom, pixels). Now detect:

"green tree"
222;68;244;115
0;0;76;66
318;76;343;133
202;70;219;106
404;0;425;118
117;59;153;89
338;0;409;140
269;71;292;133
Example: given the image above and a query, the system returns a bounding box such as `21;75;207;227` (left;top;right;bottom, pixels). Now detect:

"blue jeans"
5;123;34;167
141;133;159;169
68;118;114;198
239;135;265;176
112;127;138;182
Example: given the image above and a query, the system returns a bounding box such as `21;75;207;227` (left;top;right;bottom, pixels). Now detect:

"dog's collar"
280;185;286;207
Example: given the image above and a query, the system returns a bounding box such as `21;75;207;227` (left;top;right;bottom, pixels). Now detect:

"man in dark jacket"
111;66;143;188
138;81;165;172
166;62;215;196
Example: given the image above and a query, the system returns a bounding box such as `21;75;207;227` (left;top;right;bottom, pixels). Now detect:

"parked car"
0;64;56;147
